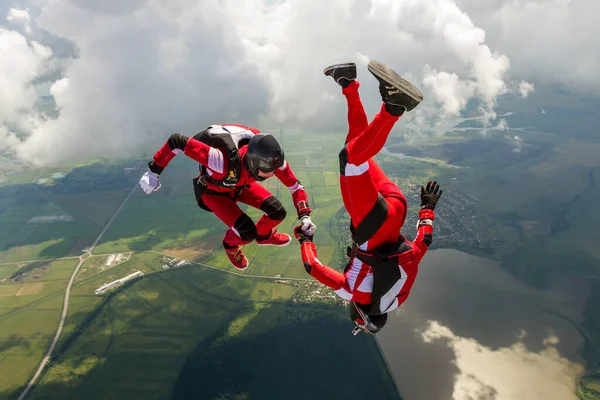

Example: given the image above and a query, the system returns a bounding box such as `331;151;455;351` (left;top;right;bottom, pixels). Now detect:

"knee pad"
260;196;287;221
233;214;257;242
339;147;349;176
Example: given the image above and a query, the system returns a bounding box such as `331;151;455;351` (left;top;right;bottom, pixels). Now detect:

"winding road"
17;185;138;400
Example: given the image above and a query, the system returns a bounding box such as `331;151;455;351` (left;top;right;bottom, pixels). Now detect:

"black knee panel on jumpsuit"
259;196;287;221
233;214;257;242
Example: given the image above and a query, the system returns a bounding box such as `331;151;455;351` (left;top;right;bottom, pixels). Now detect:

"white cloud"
421;320;584;400
228;0;516;133
0;25;52;153
423;69;476;116
496;118;509;131
0;125;21;153
6;8;31;33
0;0;595;166
506;134;523;154
518;81;535;98
3;0;270;165
454;0;600;95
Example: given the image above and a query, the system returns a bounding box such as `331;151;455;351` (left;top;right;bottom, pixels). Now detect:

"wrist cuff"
298;212;310;220
299;236;313;244
148;160;164;175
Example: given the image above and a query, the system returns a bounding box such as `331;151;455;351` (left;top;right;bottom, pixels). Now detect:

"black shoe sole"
367;61;423;103
323;62;356;76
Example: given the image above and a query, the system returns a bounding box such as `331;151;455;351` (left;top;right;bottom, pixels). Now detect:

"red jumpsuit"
150;124;311;247
300;82;435;314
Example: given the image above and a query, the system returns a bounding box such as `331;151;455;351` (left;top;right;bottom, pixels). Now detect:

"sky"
0;0;598;166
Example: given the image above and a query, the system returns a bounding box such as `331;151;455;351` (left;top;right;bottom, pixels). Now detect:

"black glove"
294;226;313;244
420;181;442;210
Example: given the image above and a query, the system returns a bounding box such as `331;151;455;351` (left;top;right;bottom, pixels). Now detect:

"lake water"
377;249;589;400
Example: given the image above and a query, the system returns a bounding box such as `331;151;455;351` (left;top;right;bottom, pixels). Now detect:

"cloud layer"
0;0;596;166
456;0;600;95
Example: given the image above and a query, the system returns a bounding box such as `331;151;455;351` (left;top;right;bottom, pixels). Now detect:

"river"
377;249;589;400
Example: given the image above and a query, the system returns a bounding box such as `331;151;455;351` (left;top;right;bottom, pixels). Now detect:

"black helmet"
244;134;285;181
348;301;388;335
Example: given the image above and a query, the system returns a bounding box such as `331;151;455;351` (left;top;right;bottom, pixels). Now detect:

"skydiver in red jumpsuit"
139;125;316;271
294;61;443;335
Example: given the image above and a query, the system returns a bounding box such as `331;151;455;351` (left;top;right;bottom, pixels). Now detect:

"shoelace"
234;251;243;261
384;85;400;95
227;248;243;261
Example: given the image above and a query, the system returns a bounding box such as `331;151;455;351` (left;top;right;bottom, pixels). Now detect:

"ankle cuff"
255;231;273;241
383;103;405;117
342;80;360;94
223;240;238;250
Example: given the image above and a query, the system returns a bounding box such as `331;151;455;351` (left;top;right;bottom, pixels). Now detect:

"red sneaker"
224;246;248;271
256;229;291;247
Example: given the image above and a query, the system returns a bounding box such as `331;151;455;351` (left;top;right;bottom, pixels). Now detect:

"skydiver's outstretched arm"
139;133;226;194
149;133;225;175
410;181;443;261
294;227;346;291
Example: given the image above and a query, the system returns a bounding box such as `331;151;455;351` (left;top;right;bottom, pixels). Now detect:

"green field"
0;131;346;274
5;115;600;399
10;265;398;400
87;131;346;279
0;130;403;399
0;164;139;263
0;259;79;397
577;371;600;400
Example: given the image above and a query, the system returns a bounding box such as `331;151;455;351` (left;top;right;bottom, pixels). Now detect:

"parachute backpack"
193;126;255;187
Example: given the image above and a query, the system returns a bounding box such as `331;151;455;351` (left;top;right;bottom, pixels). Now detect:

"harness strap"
193;129;244;187
350;239;413;316
350;194;389;245
192;176;249;213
